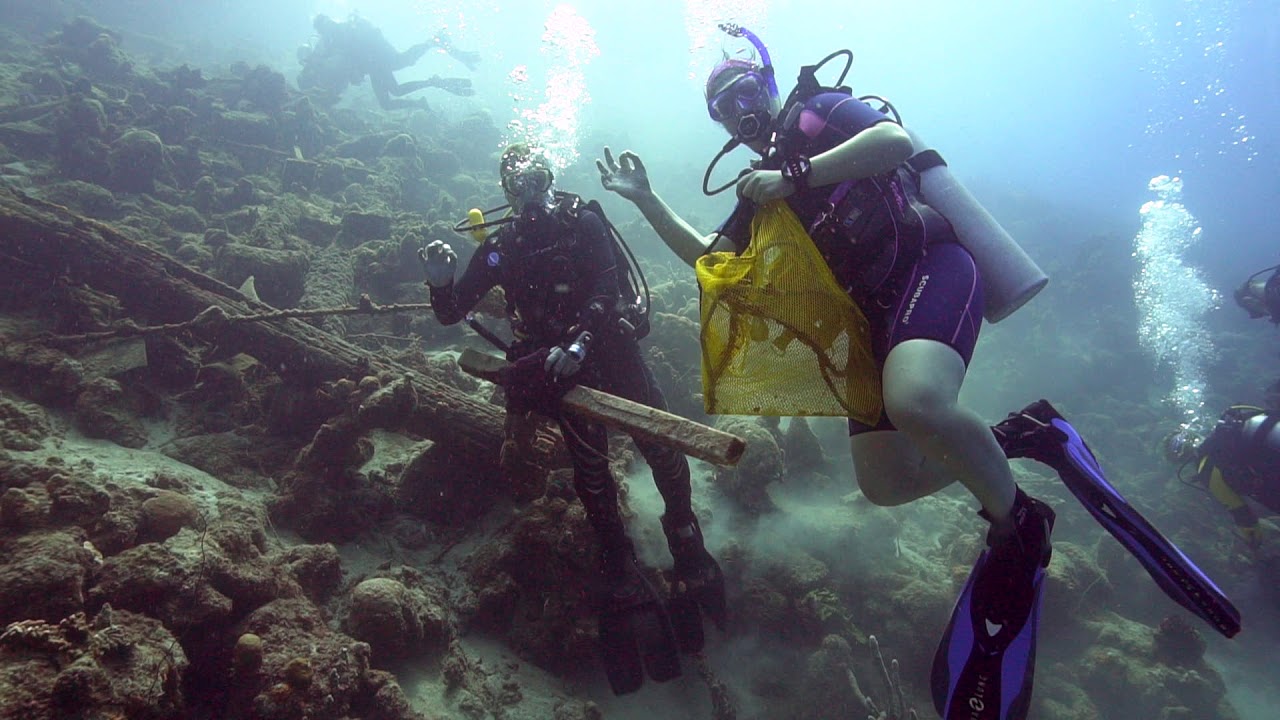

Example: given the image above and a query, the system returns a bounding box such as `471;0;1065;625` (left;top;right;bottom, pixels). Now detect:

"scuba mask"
707;71;773;141
501;166;553;200
707;71;768;122
499;143;555;214
502;166;555;219
706;23;779;144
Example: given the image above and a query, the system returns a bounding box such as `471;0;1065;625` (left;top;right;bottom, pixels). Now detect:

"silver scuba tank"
903;126;1048;323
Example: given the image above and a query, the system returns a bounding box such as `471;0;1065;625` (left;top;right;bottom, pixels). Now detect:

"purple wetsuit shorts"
848;241;983;435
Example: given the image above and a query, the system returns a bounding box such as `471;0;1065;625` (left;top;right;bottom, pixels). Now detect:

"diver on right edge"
1164;406;1280;560
1234;263;1280;324
1233;262;1280;407
598;23;1241;720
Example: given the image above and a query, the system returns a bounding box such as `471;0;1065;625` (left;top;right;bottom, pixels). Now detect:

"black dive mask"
1234;265;1280;320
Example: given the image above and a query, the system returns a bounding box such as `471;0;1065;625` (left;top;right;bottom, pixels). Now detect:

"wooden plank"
458;348;746;467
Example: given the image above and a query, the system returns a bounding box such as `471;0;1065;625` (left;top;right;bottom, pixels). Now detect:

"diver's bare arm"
632;192;734;268
808;122;914;187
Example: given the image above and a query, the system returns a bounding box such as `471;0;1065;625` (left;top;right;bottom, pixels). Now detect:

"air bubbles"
1130;1;1257;166
501;4;601;170
1133;175;1220;433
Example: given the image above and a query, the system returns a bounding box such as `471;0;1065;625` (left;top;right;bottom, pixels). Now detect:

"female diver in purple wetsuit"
597;23;1056;658
597;24;1237;720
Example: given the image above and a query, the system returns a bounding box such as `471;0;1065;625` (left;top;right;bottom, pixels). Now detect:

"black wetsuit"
430;198;696;578
1193;406;1280;543
300;17;447;110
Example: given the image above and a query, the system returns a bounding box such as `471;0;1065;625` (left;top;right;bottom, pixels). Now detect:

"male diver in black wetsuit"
298;14;478;110
420;144;725;695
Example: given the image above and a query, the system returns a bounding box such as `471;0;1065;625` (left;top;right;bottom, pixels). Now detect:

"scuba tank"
902;126;1047;323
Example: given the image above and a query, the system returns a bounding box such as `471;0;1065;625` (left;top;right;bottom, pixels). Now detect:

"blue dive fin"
932;551;1044;720
994;400;1241;638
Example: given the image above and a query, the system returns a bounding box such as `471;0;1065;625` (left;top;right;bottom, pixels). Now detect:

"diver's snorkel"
702;23;780;196
717;23;778;145
718;23;778;98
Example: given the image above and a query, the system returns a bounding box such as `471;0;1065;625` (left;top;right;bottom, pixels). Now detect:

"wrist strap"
783;155;811;193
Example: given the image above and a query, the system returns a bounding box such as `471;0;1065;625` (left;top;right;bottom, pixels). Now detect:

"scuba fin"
659;515;727;655
931;547;1045;720
597;560;683;695
430;76;474;96
664;563;727;654
992;399;1242;638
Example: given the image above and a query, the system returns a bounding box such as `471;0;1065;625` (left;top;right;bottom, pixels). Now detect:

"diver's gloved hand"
419;240;456;287
429;76;475;96
545;331;592;380
597;147;652;203
545;345;583;380
736;168;795;203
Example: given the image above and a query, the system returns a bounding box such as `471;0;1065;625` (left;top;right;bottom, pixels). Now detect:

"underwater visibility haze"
0;0;1277;719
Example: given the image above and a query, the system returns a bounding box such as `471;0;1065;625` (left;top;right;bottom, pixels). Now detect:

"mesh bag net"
695;200;881;422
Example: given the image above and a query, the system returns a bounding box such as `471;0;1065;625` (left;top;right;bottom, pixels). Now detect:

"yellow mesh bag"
695;200;881;422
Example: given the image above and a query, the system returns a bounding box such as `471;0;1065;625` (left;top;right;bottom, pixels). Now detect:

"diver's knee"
883;381;955;432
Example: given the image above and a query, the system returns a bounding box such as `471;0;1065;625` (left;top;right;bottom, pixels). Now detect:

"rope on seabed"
29;293;432;347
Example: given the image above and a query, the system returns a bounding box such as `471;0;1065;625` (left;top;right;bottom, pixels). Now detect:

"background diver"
1233;262;1280;410
297;13;478;110
598;23;1240;720
1234;262;1280;324
1165;406;1280;570
420;144;725;695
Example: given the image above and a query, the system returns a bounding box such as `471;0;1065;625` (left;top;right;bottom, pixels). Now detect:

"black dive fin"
664;557;728;654
599;608;644;695
932;551;1045;720
598;572;682;694
666;593;705;654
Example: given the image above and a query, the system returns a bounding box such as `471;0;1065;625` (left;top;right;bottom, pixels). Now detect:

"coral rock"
0;530;96;625
138;490;202;543
346;578;425;662
233;632;264;674
72;377;148;448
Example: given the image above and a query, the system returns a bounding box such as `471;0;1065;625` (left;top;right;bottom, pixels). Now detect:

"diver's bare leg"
850;338;1016;519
